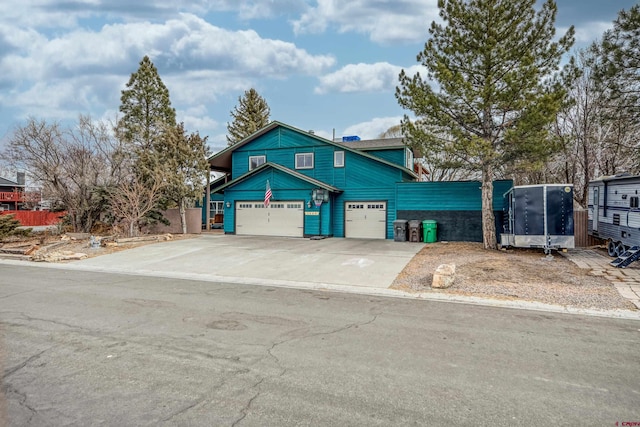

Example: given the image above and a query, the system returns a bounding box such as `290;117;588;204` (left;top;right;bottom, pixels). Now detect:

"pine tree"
592;5;640;124
396;0;574;249
226;88;271;146
157;123;210;234
118;55;176;151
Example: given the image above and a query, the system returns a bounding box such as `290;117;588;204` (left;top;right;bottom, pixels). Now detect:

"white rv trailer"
588;174;640;257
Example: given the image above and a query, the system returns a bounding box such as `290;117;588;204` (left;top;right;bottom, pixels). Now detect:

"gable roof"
0;177;20;187
208;121;417;179
213;162;342;194
337;137;406;151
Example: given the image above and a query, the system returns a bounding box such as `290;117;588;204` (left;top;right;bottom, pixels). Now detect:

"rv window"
631;196;639;208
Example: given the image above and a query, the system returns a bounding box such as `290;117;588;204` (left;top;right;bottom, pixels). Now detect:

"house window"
631;196;639;208
209;201;224;216
334;151;345;168
295;153;314;169
249;155;266;171
405;148;414;169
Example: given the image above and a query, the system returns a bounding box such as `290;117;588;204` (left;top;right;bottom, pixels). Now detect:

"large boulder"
432;264;456;289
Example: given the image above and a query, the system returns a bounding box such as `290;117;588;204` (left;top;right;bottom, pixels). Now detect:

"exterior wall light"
226;201;231;208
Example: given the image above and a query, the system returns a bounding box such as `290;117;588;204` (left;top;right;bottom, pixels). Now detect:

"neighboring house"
0;173;26;211
206;121;510;240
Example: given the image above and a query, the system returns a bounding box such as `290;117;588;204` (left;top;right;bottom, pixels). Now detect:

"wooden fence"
574;209;600;247
0;210;65;226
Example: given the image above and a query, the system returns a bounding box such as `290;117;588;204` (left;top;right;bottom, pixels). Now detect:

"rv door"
593;186;599;232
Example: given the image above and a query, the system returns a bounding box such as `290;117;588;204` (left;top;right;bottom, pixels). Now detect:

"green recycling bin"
422;220;437;243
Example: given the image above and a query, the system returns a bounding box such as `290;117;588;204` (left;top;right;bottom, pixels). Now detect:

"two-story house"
207;121;417;239
0;173;26;211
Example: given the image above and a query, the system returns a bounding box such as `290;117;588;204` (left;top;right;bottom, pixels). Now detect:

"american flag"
264;180;272;207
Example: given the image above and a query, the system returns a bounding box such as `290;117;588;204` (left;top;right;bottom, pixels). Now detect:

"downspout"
205;168;211;230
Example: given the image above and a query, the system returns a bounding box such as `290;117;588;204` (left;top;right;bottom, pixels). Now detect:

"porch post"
205;168;211;230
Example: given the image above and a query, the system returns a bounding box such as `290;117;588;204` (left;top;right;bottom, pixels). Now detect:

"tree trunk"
481;162;497;250
179;198;187;235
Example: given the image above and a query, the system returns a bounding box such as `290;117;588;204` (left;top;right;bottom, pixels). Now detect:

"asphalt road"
1;264;639;426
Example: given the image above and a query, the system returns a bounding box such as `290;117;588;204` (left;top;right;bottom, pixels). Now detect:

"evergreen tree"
157;123;210;234
0;214;30;239
118;56;176;151
226;88;271;146
396;0;574;249
592;5;640;120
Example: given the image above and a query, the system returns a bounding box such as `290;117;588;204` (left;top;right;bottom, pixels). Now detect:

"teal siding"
395;180;513;242
231;128;346;179
333;166;346;188
345;151;404;189
304;202;332;236
365;149;405;167
396;180;512;211
222;167;334;236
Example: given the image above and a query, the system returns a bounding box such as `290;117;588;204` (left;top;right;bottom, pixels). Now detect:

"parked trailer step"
610;246;640;268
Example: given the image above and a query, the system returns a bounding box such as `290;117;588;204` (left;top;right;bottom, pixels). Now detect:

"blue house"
206;121;511;240
207;121;417;239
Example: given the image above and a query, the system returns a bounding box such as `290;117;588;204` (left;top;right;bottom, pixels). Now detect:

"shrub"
0;214;31;240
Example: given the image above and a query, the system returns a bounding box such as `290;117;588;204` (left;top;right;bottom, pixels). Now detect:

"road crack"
229;314;380;426
5;384;38;424
230;377;265;427
3;349;48;380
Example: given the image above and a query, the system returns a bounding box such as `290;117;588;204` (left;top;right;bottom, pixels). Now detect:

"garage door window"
295;153;314;169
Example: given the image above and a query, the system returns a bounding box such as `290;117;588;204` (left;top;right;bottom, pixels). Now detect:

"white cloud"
292;0;439;44
315;62;427;94
1;14;334;82
176;105;219;137
340;116;403;140
0;1;308;29
0;13;334;132
564;21;613;45
233;0;307;19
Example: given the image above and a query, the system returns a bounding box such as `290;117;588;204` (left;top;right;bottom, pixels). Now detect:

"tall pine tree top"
226;88;271;146
592;5;640;120
119;55;176;150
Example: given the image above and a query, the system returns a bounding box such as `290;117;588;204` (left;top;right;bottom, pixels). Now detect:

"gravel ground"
391;242;637;311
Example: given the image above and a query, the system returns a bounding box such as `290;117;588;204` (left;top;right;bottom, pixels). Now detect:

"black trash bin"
393;219;408;242
408;220;422;242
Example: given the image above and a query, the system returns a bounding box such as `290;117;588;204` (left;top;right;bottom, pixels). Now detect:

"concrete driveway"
73;234;424;289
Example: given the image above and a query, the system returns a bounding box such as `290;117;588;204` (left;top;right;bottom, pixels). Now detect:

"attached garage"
236;201;304;237
345;202;387;239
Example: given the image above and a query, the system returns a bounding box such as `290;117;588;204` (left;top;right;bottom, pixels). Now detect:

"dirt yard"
391;242;637;311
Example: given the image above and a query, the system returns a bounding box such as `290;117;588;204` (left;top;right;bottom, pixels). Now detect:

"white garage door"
236;201;304;237
345;202;387;239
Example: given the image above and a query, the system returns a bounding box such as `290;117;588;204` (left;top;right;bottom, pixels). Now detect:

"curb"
2;258;639;321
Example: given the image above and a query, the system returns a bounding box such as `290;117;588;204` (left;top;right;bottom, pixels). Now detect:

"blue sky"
0;0;637;154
